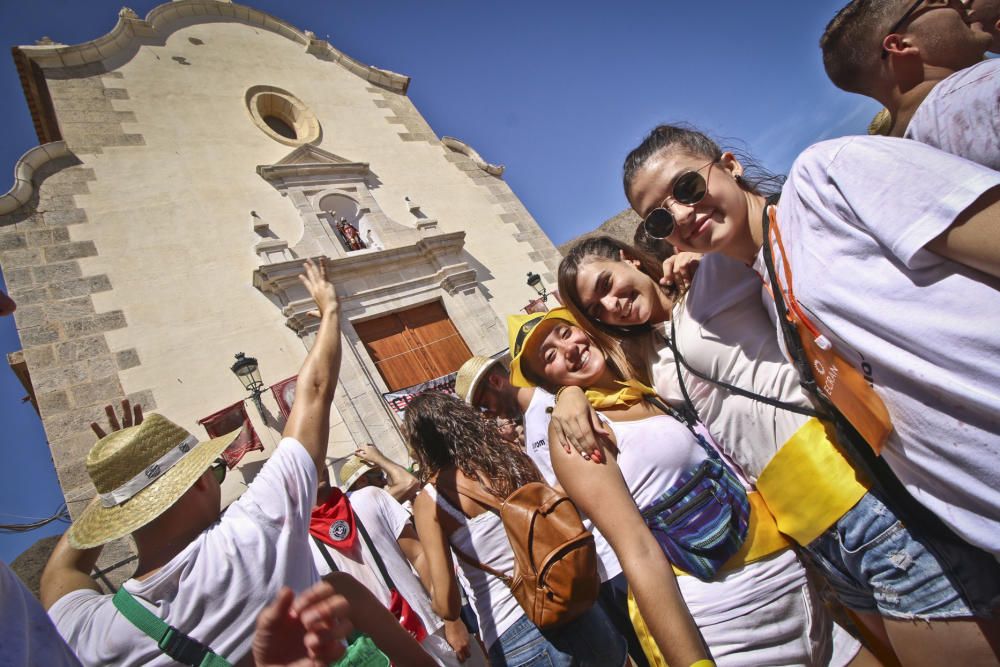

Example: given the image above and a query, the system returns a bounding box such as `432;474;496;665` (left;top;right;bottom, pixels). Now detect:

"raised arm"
927;185;1000;280
549;436;709;666
355;443;419;502
412;491;463;622
283;259;343;475
40;533;102;610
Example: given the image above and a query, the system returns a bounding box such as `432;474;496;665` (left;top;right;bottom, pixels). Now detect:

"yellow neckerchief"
584;379;655;409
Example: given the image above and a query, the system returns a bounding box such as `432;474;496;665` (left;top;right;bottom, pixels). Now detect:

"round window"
245;86;321;146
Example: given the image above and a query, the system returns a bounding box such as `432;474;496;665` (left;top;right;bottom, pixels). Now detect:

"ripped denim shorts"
803;490;976;620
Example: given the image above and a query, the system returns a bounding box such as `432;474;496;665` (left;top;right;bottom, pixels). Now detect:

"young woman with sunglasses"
553;124;1000;666
512;307;865;667
405;392;629;667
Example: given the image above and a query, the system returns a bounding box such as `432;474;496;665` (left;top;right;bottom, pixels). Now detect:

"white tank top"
606;413;806;626
523;388;623;582
422;484;523;650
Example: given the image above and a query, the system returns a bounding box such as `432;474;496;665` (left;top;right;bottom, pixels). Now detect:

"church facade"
0;0;560;582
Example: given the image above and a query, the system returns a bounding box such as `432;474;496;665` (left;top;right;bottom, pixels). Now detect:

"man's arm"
927;185;1000;280
283;259;343;475
40;533;102;610
355;443;418;502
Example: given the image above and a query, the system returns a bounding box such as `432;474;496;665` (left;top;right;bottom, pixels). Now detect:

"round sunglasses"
641;160;716;240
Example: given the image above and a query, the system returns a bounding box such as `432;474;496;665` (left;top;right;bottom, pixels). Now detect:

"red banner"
198;401;263;469
270;375;298;419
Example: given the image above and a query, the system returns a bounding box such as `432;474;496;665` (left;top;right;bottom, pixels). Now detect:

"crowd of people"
4;0;1000;665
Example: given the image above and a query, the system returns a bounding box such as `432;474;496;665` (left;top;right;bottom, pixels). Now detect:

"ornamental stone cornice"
441;136;504;177
0;141;72;215
13;0;409;89
253;230;473;334
256;162;371;184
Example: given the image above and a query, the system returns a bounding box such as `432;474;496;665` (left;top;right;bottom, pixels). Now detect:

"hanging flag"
198;401;263;468
382;372;457;421
270;375;298;419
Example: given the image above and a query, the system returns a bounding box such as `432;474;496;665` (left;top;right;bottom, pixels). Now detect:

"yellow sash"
627;587;718;667
756;417;870;546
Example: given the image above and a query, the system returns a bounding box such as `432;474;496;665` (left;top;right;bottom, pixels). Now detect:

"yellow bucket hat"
506;307;578;387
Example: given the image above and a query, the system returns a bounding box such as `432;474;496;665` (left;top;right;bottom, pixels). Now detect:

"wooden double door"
354;301;473;391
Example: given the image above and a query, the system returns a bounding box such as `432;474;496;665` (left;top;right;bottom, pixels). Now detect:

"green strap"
113;588;231;667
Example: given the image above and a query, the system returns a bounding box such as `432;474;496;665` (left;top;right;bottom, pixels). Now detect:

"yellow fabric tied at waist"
756;417;870;546
668;491;792;578
626;587;717;667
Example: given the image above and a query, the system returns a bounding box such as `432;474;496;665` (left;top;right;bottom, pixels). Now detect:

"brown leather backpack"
435;473;600;629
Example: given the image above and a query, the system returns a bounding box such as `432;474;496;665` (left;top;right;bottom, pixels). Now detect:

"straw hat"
337;455;376;491
868;108;892;136
455;355;502;405
507;307;578;387
68;413;240;549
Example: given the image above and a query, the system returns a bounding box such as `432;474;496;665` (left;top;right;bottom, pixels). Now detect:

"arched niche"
318;193;383;252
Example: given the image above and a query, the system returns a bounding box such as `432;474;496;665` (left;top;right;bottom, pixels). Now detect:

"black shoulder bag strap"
354;512;399;593
760;195;1000;614
664;312;822;421
312;535;340;573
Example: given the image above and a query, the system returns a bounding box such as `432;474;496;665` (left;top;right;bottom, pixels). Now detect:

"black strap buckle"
158;626;212;666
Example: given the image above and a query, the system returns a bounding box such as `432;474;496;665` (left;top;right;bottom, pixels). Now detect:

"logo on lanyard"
329;519;351;542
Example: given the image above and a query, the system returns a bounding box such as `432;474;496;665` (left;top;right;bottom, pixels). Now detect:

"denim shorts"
804;490;973;620
487;605;626;667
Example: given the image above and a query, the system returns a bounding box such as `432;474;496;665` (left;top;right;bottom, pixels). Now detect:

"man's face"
899;0;991;69
968;0;1000;52
471;370;521;420
349;469;386;491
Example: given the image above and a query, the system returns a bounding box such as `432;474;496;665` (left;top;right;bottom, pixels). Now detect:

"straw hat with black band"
68;413;240;549
507;307;580;388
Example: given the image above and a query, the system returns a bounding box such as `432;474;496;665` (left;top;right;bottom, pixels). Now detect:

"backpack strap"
429;474;513;586
112;588;231;667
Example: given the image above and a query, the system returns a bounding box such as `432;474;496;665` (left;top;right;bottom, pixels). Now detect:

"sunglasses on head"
641;160;716;240
210;459;227;485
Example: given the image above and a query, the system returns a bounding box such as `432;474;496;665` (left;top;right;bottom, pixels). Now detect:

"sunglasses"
641;160;716;240
210;459;227;485
881;0;964;58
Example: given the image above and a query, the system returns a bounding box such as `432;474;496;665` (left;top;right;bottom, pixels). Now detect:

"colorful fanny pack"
639;397;750;582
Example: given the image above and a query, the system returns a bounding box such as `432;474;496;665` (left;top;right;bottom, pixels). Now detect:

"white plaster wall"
53;15;555;485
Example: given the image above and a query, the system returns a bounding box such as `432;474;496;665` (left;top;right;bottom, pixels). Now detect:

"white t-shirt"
904;58;1000;169
309;486;442;636
49;437;319;666
0;560;81;667
650;253;819;482
522;388;623;582
422;484;523;650
608;414;806;626
757;135;1000;556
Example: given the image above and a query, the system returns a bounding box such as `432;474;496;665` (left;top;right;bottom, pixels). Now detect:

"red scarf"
309;488;428;642
309;488;358;552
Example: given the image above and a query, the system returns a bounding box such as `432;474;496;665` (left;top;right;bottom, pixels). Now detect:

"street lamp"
526;271;549;302
231;352;265;418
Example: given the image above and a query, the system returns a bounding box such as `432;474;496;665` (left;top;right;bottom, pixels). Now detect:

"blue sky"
0;0;880;562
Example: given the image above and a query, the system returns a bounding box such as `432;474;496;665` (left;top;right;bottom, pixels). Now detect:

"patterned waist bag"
639;396;751;582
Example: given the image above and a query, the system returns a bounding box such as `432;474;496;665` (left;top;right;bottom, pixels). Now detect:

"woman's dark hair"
622;123;784;206
558;235;667;385
404;391;540;499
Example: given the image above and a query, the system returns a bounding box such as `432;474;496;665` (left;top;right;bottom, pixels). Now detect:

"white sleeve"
373;487;411;540
47;590;113;653
228;437;317;532
792;136;1000;268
